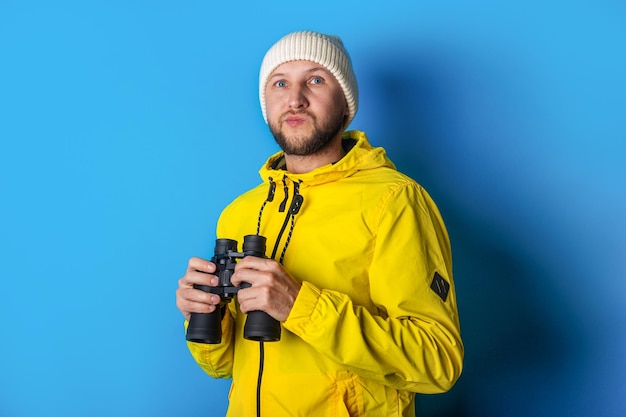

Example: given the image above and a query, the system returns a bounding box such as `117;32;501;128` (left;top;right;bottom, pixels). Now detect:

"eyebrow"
268;66;329;79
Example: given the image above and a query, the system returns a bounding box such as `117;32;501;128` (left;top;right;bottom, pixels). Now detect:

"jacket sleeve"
283;182;463;393
185;308;236;379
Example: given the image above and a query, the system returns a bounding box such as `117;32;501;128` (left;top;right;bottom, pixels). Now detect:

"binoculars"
186;234;281;344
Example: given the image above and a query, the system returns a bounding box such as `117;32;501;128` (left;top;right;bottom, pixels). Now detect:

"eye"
274;80;287;88
310;77;324;85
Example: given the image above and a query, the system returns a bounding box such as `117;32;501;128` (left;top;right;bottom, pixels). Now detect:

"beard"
269;110;345;156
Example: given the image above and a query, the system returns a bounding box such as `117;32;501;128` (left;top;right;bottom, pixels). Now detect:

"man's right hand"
176;257;222;321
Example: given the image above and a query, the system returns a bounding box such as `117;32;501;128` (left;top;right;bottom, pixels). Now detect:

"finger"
176;287;219;319
180;270;219;288
187;257;216;273
231;257;276;287
178;285;222;305
234;255;273;272
178;297;219;315
230;268;270;288
237;286;290;322
237;283;268;307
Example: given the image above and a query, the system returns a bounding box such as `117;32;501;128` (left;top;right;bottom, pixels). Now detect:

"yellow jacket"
187;130;463;416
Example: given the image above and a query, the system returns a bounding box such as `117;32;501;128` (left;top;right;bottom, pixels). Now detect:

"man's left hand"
231;256;302;322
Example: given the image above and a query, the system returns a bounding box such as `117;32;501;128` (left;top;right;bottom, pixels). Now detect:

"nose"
288;83;308;111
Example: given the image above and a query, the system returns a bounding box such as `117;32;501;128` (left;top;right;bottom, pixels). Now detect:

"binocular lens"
244;310;281;342
186;308;223;344
242;235;266;256
215;238;238;255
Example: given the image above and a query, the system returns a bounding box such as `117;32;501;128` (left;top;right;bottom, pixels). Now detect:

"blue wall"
1;1;624;416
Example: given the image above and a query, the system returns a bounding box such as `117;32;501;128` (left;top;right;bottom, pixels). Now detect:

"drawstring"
256;178;276;236
278;181;303;263
270;180;302;261
256;177;303;263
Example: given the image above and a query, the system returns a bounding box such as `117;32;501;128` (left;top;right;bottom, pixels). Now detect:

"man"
176;31;463;416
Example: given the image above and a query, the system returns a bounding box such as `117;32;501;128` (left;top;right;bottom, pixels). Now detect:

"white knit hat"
259;31;359;127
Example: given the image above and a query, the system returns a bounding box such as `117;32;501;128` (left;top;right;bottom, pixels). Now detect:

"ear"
342;114;349;128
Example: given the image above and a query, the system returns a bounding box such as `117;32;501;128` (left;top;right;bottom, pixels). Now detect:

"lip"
283;113;308;127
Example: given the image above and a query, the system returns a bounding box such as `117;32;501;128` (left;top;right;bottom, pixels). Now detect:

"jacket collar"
259;130;396;187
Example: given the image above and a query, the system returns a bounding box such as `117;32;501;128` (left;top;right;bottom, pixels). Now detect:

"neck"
284;137;345;174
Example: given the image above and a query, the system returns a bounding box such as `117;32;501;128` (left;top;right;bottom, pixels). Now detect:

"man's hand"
231;256;302;322
176;257;222;321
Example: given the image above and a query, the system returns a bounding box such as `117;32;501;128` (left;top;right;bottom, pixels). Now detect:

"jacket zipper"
254;178;304;417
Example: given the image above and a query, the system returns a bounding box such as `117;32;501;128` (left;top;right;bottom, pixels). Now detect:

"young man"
176;31;463;416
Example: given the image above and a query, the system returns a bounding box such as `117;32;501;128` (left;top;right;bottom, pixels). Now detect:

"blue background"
1;1;624;416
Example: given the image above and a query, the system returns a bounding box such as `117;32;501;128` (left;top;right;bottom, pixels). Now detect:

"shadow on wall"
357;45;583;417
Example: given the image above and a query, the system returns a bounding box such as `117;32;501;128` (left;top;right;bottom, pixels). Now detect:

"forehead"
268;60;334;79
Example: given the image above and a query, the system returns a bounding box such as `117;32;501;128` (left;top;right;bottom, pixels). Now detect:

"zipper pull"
278;178;289;212
266;178;276;202
289;181;304;214
289;195;304;214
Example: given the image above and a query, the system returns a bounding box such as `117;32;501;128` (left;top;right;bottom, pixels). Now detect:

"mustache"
281;110;315;121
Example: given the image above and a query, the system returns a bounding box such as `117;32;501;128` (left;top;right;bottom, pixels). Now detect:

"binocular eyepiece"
186;234;281;344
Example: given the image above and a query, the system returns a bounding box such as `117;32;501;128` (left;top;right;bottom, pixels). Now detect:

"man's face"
265;60;348;156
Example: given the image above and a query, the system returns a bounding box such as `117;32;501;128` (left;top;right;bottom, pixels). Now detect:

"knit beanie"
259;31;359;127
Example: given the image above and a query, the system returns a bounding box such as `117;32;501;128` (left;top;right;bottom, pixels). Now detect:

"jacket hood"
258;130;396;186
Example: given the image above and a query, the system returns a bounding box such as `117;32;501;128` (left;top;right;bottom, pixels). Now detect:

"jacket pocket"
334;372;364;417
